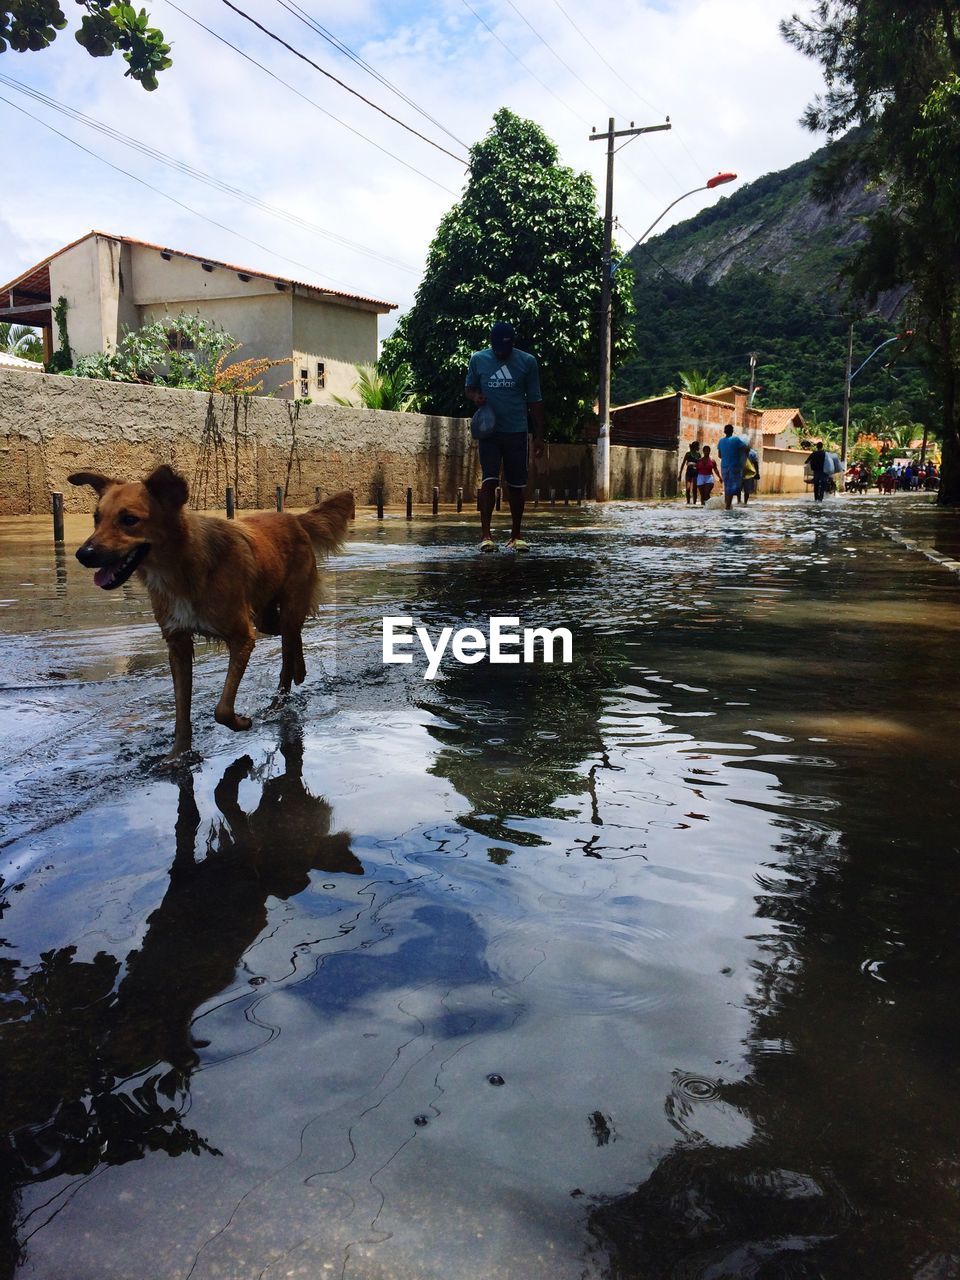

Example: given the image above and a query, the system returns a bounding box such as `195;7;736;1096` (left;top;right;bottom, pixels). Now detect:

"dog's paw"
155;748;200;774
215;708;253;732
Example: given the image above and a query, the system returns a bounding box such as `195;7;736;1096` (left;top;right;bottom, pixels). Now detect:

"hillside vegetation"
613;134;929;427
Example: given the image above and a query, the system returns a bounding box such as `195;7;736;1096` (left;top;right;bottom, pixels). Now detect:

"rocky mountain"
613;133;925;423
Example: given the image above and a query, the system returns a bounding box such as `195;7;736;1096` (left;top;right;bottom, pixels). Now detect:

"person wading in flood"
678;440;701;505
717;422;748;510
806;441;829;502
695;446;722;504
465;321;545;553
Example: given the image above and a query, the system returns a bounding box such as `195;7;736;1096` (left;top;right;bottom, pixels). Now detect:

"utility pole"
747;351;758;406
841;321;854;464
590;116;671;501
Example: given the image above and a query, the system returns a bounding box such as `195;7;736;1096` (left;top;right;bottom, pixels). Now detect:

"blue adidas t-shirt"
465;347;542;434
717;433;748;470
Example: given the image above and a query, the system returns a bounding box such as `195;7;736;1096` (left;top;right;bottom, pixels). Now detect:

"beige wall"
48;237;111;358
137;293;295;397
292;293;378;405
761;447;808;494
128;242;280;304
0;370;682;514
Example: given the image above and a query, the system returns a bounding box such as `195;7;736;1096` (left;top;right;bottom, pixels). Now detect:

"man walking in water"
465;321;545;552
717;422;748;510
806;441;829;501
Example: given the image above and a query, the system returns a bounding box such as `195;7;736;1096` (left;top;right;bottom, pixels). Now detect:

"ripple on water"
492;916;680;1013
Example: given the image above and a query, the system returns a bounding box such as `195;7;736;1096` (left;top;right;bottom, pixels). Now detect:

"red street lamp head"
706;172;737;188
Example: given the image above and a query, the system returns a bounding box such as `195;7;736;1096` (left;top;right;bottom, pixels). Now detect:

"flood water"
1;493;959;1279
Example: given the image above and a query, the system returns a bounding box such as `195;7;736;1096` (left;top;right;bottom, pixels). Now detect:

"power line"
0;93;391;296
276;0;469;151
457;0;587;127
500;0;626;120
219;0;469;165
161;0;460;197
0;73;419;275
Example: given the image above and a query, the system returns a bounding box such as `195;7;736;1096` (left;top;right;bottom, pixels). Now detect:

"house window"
316;361;325;389
167;330;195;352
300;368;309;397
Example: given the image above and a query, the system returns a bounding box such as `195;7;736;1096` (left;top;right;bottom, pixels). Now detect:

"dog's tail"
297;490;355;555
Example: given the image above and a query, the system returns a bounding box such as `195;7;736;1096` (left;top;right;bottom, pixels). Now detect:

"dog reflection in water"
109;721;361;1074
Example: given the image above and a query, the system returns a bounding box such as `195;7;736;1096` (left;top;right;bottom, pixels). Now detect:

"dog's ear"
68;471;115;496
145;465;189;510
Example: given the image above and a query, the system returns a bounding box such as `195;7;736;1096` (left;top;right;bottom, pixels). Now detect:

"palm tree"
661;369;730;396
0;322;43;362
333;362;418;411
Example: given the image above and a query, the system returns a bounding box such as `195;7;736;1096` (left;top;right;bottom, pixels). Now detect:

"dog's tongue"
94;566;114;589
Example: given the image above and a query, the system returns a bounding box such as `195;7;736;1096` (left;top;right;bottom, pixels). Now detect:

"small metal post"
225;486;235;519
377;487;384;519
577;488;583;506
406;487;413;520
475;487;481;509
432;485;439;515
533;488;539;507
456;486;463;513
52;491;64;543
275;486;284;512
564;488;569;505
495;486;502;511
550;488;556;506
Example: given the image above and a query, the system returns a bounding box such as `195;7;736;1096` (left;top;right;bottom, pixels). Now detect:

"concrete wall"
0;370;679;514
761;446;808;494
48;238;111;358
292;294;378;406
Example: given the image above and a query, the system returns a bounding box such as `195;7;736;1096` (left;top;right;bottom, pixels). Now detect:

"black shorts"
479;432;529;489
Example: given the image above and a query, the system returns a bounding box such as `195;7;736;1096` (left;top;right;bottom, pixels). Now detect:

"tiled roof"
0;350;43;371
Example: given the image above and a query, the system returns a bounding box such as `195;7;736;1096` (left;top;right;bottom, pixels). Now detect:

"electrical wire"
161;0;460;197
0;93;394;297
457;0;587;128
0;73;419;275
219;0;469;165
276;0;469;151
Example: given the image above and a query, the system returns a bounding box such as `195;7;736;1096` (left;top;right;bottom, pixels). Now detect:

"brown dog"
69;466;354;761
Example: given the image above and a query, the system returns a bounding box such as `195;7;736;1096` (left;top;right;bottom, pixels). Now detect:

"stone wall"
0;369;678;514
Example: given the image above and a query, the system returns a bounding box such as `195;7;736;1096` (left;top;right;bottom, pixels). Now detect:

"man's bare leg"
479;479;497;541
506;485;525;539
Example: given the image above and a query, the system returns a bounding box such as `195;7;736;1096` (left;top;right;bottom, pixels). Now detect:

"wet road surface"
1;494;959;1279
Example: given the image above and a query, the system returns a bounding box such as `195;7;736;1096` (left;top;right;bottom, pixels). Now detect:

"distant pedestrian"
717;423;748;510
806;441;829;502
678;440;701;505
695;446;721;504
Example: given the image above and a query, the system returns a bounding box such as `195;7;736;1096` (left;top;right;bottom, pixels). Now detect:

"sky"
0;0;828;341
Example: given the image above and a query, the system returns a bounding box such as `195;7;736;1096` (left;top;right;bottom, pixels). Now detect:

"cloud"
0;0;827;338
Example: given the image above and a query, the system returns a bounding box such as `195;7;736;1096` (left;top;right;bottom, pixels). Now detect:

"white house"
0;231;396;400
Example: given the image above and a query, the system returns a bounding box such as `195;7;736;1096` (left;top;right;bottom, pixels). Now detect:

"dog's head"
68;466;189;590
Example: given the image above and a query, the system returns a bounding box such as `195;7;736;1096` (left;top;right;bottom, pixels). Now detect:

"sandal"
504;537;529;551
479;537;496;553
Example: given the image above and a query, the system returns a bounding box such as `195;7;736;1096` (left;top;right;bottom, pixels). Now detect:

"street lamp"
841;327;913;462
595;172;737;502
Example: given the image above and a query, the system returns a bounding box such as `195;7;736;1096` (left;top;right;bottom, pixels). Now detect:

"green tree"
0;321;42;361
665;368;730;396
0;2;170;89
782;1;960;503
332;362;418;411
381;109;635;439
